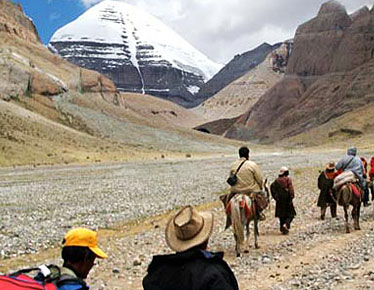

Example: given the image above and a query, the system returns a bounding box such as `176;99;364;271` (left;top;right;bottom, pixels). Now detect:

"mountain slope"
225;1;374;144
192;41;292;123
0;0;238;166
193;42;281;105
49;0;222;107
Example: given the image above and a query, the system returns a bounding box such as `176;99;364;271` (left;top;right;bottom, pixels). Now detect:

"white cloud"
49;12;60;21
78;0;374;63
80;0;102;8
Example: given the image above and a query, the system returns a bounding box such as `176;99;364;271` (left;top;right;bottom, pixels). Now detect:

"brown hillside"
0;0;240;166
226;1;374;144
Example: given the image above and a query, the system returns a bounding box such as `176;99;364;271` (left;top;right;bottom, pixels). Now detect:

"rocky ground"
1;149;374;289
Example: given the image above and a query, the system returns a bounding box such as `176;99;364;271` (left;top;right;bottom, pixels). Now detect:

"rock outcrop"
0;0;40;43
226;1;374;143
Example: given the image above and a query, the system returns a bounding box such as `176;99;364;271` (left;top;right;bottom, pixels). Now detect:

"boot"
320;207;326;220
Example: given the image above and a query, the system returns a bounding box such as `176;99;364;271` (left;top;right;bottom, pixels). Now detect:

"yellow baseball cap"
63;228;107;259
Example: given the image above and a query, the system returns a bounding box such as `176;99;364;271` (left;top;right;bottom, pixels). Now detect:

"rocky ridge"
194;42;280;105
226;1;374;143
192;41;292;125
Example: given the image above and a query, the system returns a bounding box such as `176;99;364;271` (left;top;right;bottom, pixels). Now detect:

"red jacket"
369;157;374;180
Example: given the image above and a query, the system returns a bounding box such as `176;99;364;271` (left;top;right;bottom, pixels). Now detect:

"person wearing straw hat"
58;227;107;290
317;162;338;220
270;166;296;235
143;206;239;290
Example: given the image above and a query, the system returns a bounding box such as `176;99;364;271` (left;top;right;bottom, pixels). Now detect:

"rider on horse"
223;146;264;229
335;147;366;196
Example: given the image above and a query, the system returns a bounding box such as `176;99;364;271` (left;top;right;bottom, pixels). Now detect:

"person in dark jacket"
317;162;338;220
270;166;296;235
142;205;239;290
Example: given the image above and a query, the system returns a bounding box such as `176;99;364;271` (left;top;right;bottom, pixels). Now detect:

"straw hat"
325;161;335;170
165;206;214;252
279;166;288;175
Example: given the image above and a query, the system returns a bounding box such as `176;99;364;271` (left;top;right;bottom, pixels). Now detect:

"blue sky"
14;0;374;63
15;0;86;44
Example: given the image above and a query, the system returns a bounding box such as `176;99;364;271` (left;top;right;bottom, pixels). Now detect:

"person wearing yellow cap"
58;227;107;290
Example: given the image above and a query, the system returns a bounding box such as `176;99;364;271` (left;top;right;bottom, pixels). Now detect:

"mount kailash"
48;0;222;108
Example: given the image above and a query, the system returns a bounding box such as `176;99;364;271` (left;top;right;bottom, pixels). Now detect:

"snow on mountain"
49;0;222;107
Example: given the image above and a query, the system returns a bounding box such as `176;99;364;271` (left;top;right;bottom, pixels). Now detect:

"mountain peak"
318;0;347;16
49;0;222;107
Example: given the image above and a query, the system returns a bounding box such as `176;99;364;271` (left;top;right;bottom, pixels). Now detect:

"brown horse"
335;182;361;233
228;180;270;257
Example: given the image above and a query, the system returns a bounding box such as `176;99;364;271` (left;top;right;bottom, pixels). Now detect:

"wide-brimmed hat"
279;166;289;175
165;206;214;252
63;228;107;259
325;161;335;170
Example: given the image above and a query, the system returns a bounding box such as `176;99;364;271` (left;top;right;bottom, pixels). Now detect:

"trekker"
369;156;374;198
317;162;338;220
222;146;264;228
57;227;107;290
361;157;371;207
335;147;365;192
142;205;239;290
270;167;296;235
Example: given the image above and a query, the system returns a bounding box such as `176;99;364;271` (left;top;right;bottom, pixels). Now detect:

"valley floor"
1;150;374;289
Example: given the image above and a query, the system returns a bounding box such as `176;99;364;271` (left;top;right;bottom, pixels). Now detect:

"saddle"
225;195;255;220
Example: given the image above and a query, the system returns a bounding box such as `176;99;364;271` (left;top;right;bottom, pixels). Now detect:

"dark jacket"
270;177;296;218
317;171;336;208
142;249;239;290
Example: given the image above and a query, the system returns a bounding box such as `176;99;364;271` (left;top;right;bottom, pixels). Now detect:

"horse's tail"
231;196;245;244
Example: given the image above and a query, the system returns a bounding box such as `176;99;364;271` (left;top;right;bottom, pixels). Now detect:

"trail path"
1;149;374;289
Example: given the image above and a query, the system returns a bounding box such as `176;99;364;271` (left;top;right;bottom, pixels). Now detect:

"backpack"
0;265;88;290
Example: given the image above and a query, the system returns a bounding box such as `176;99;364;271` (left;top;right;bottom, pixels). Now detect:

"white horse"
228;180;269;257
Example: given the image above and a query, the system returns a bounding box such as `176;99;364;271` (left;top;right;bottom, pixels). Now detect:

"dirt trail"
2;151;374;289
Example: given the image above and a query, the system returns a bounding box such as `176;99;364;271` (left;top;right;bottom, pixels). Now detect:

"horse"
227;180;270;257
335;182;361;233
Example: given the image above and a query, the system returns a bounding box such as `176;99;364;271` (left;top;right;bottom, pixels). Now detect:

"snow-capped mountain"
49;0;222;107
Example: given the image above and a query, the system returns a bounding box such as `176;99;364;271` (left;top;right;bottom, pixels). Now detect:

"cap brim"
165;211;214;252
89;246;107;259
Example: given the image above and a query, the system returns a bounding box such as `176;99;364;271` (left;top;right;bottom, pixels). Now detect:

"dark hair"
62;246;95;264
239;146;250;159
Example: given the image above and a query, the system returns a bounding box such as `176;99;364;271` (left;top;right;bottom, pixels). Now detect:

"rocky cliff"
0;0;40;43
226;1;374;143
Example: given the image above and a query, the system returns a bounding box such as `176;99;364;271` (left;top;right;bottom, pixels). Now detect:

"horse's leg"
234;233;240;257
244;220;250;253
344;205;349;233
352;205;358;230
254;218;259;249
356;200;361;230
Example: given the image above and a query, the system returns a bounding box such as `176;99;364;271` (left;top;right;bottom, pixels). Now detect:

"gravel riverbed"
1;149;374;289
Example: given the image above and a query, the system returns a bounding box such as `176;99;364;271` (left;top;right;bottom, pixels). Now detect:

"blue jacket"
336;154;365;186
57;267;88;290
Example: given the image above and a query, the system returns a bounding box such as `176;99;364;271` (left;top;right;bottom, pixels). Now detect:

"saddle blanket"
350;183;361;199
226;198;255;220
